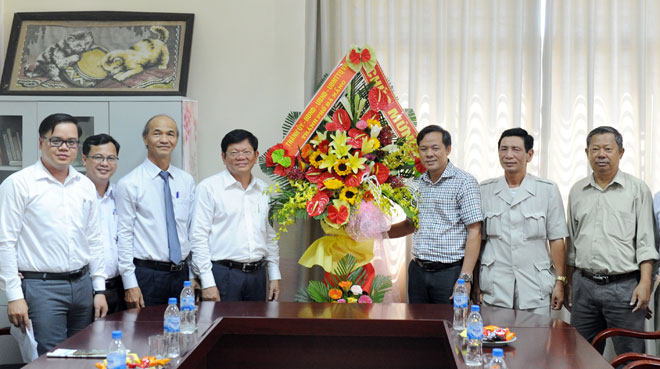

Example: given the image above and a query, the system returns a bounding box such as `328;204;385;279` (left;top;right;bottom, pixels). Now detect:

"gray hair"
586;126;623;151
142;114;179;139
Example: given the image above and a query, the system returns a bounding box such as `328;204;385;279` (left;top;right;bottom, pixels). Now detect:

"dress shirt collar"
586;169;624;191
34;158;81;185
493;174;536;205
421;160;456;185
220;169;256;191
144;158;172;179
98;183;115;201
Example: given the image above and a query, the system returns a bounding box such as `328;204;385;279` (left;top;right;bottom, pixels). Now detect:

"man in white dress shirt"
116;115;195;308
0;113;107;355
190;129;281;301
82;133;125;314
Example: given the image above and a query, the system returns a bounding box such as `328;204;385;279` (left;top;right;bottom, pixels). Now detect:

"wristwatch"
555;276;568;285
459;272;473;284
93;290;107;296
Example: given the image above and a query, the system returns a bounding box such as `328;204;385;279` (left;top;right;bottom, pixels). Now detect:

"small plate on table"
483;336;517;347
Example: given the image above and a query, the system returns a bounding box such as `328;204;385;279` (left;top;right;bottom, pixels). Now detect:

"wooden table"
23;302;612;369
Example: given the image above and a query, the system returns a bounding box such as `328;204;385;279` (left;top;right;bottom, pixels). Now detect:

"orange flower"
329;288;343;299
338;281;352;291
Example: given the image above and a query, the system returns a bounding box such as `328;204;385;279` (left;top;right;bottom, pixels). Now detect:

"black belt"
213;259;265;272
20;265;89;281
105;275;123;290
580;270;639;285
413;258;463;272
134;258;186;272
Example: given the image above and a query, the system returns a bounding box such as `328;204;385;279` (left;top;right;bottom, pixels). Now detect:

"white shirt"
116;158;195;289
0;160;106;302
190;170;281;289
98;184;119;279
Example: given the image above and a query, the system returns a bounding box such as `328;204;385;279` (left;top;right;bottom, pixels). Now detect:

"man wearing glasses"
82;134;125;314
0;113;107;355
190;129;281;302
116;115;195;308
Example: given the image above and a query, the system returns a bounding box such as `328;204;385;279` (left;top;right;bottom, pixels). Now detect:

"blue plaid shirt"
413;161;483;263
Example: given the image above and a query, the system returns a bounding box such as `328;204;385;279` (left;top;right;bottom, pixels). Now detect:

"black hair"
417;124;451;147
82;133;121;156
221;129;258;154
142;114;179;139
498;128;534;152
38;113;81;138
586;126;623;151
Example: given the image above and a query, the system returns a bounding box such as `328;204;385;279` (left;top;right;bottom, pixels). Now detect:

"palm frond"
281;111;302;138
315;73;329;91
334;254;358;277
295;287;312;302
348;267;367;285
305;280;332;302
405;108;417;127
369;275;393;303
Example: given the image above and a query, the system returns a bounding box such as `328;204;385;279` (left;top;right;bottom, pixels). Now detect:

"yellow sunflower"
323;177;344;190
333;158;352;176
309;150;323;168
339;186;359;205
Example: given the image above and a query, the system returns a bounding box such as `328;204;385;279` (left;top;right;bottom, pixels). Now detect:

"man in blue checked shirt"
389;125;483;304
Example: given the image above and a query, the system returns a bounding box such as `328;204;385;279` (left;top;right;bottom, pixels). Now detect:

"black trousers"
135;264;189;306
211;263;267;301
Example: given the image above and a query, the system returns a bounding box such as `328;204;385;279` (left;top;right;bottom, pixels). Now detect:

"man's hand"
551;281;564;310
630;280;652;313
201;287;220;301
268;280;281;301
8;299;30;333
124;287;145;309
94;294;108;320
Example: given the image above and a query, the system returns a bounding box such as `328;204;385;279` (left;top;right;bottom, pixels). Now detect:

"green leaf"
305;280;331;302
281;111;302;138
271;149;292;167
369;275;393;303
333;254;358;277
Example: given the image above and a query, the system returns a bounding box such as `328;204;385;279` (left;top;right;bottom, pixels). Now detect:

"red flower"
360;110;379;122
300;144;313;160
372;163;390;184
349;48;371;64
362;191;374;202
306;192;330;217
347;128;368;149
368;88;390;112
305;167;323;184
344;169;365;188
318;140;330;154
325;109;352;132
414;157;427;174
265;144;294;177
327;203;349;225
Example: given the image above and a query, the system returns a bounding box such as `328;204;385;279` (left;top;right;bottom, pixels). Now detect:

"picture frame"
1;11;194;96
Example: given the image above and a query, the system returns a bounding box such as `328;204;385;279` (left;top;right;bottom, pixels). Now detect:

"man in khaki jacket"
479;128;568;316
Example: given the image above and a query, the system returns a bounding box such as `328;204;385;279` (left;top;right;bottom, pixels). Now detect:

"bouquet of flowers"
295;254;392;303
261;73;423;238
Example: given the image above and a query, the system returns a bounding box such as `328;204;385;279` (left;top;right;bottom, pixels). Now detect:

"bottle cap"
168;297;177;305
183;281;191;287
457;278;465;285
112;330;122;339
492;348;503;357
470;305;480;312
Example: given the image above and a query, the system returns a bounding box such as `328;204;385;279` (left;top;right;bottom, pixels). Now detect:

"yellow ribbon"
298;221;374;272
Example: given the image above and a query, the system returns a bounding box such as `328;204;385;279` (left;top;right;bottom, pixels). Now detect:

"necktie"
159;171;182;264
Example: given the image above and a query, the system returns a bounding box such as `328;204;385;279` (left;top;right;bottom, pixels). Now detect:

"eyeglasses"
41;136;79;149
88;155;119;164
228;150;254;158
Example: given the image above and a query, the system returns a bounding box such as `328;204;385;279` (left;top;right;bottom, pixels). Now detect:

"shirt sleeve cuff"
200;271;216;289
6;287;24;302
267;264;281;281
121;273;139;290
92;276;106;292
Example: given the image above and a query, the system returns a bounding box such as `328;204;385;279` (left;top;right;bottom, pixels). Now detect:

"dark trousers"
135;264;189;306
211;263;267;301
22;274;94;355
408;260;462;304
105;276;126;315
570;270;645;355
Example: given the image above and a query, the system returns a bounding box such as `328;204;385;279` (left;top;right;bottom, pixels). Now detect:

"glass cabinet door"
0;102;37;183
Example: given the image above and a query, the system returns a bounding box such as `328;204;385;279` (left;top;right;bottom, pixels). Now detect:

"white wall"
0;0;306;364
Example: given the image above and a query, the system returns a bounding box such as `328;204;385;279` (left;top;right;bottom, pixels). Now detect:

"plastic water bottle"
106;330;126;369
453;278;468;331
485;348;508;368
164;297;181;358
180;281;196;334
465;304;483;366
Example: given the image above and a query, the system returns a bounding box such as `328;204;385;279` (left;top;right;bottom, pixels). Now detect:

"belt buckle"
170;263;184;272
241;263;251;272
593;274;609;284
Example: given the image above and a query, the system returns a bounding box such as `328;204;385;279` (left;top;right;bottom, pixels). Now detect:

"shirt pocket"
484;211;503;239
479;252;496;294
533;259;555;299
522;210;547;240
606;211;635;243
174;196;193;223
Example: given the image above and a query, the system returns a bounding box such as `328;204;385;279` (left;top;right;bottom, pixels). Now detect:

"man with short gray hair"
566;126;658;355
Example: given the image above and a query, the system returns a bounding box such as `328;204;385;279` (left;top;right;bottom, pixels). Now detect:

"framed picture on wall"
0;11;194;96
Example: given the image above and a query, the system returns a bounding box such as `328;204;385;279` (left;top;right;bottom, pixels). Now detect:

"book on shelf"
1;130;14;163
0;138;6;165
12;129;22;161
